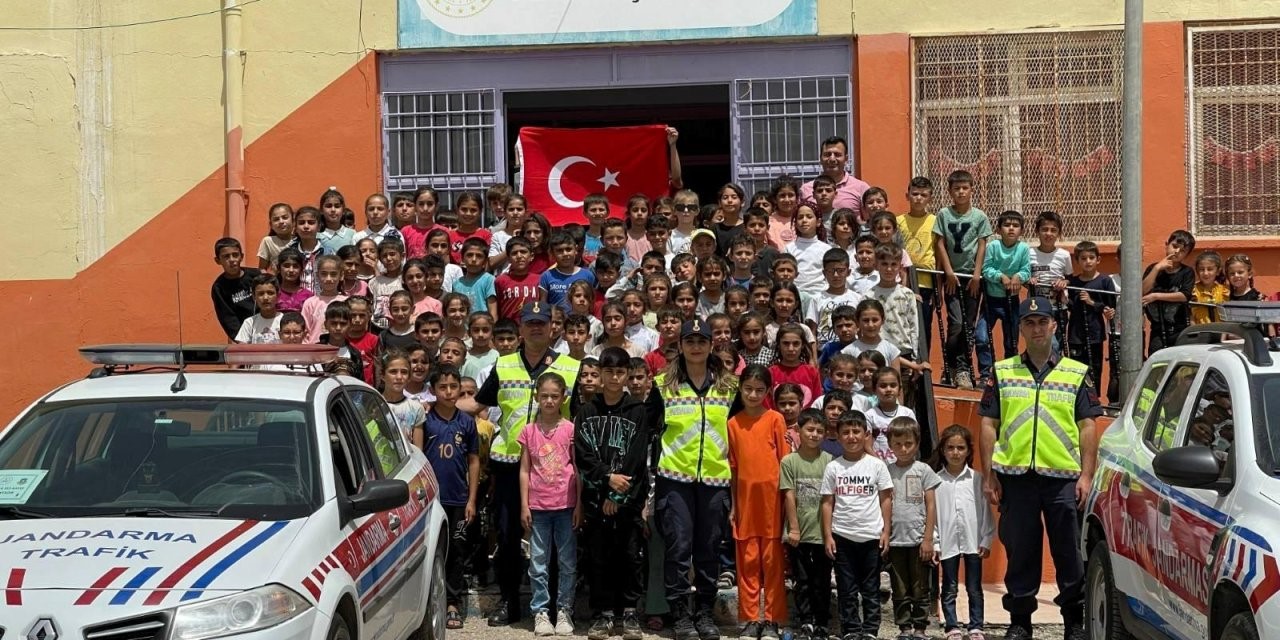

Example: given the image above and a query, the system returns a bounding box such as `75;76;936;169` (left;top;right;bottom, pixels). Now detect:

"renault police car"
1084;302;1280;640
0;344;447;640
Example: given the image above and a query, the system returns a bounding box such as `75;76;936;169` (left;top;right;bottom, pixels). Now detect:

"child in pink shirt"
519;372;582;636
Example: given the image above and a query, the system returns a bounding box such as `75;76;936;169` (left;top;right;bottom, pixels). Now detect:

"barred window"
1189;26;1280;236
383;90;502;212
732;76;852;197
913;31;1123;239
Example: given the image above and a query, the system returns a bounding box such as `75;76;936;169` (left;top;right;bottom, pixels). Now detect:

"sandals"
446;608;464;629
646;615;665;631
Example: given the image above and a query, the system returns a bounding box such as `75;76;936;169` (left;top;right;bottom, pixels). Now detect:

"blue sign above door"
398;0;818;48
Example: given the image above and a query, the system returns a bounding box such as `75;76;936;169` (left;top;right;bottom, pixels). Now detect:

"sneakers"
1064;624;1085;640
946;630;963;640
621;610;643;640
739;621;762;640
555;609;575;636
810;625;830;640
535;611;555;637
718;571;736;590
898;630;914;640
759;621;781;640
1003;626;1032;640
675;617;700;640
795;624;815;640
954;371;974;390
968;630;986;640
696;612;722;640
588;615;615;640
840;633;861;640
880;571;892;593
914;629;929;640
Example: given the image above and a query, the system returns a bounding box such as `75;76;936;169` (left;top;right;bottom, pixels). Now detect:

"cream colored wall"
0;0;394;281
835;0;1280;35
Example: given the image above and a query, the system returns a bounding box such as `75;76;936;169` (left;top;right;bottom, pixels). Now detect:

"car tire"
417;538;448;640
1087;543;1131;640
328;611;354;640
1222;612;1259;640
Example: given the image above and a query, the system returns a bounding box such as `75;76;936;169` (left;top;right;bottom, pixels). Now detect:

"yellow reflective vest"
488;352;581;464
991;355;1090;478
654;373;735;487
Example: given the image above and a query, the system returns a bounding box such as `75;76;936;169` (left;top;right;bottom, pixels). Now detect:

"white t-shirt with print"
821;453;893;543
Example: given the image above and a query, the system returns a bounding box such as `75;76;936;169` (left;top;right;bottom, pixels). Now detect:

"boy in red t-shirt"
643;306;683;375
345;295;380;385
495;237;541;324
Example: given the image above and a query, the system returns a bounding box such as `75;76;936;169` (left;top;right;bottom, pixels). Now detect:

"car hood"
0;517;305;603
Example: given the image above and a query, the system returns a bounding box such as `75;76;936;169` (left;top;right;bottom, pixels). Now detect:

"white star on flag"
597;168;620;191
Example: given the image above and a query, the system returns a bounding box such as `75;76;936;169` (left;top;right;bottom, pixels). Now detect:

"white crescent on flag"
548;155;596;209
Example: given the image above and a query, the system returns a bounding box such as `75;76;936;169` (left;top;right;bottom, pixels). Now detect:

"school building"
1;2;1278;448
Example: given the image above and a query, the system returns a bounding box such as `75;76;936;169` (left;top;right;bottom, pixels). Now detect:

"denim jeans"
832;536;882;636
940;553;984;631
529;508;577;614
977;294;1020;380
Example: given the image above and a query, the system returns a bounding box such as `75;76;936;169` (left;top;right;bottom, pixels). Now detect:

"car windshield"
1259;375;1280;475
0;398;320;519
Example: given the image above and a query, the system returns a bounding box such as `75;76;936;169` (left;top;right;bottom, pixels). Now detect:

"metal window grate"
732;76;851;197
1188;25;1280;236
913;31;1123;239
382;89;503;209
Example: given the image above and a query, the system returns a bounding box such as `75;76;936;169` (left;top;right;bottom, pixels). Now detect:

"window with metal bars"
1189;25;1280;236
731;76;851;197
382;90;503;210
913;31;1123;240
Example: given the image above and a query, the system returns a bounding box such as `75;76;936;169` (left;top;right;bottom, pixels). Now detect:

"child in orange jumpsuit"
728;364;790;640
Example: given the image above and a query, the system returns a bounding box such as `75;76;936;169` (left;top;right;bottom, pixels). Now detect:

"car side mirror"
1152;446;1232;494
348;479;410;517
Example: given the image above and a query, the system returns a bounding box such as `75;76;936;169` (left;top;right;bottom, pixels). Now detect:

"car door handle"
388;514;401;533
415;487;428;504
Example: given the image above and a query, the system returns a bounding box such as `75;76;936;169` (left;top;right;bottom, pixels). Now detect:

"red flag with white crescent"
518;125;670;227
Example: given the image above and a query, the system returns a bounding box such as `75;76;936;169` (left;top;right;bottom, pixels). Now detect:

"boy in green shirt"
976;211;1030;385
782;410;836;640
932;170;991;389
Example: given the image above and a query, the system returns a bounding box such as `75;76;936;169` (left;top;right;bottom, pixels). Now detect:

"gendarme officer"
978;296;1102;640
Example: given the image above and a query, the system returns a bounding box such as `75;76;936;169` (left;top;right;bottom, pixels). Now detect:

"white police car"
0;344;447;640
1084;302;1280;640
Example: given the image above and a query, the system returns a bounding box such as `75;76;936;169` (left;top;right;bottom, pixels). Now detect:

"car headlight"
170;584;312;640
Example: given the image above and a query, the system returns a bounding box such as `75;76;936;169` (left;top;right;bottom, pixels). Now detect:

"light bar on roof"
79;345;226;366
1219;302;1280;325
223;344;340;366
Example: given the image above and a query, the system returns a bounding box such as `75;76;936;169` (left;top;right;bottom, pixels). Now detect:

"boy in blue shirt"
422;364;481;628
819;305;860;369
976;210;1030;385
932;170;992;389
539;230;597;312
453;237;499;318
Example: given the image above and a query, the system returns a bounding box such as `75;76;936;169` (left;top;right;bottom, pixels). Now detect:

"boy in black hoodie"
575;346;663;640
210;237;262;340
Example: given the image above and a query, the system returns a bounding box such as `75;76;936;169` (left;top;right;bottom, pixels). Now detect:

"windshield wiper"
0;505;56;519
117;506;224;518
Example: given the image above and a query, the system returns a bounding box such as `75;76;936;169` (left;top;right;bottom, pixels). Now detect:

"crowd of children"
208;154;1258;639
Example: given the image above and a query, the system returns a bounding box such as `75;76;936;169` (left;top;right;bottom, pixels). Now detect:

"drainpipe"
222;0;247;243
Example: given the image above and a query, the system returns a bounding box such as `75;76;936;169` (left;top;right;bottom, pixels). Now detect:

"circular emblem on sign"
426;0;493;17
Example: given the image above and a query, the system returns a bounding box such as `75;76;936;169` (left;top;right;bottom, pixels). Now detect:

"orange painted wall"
0;54;383;426
855;33;913;196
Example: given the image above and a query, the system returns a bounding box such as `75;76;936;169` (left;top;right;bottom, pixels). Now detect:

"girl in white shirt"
933;425;995;640
785;205;833;296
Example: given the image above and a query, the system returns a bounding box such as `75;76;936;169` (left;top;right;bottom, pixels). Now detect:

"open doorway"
504;85;731;204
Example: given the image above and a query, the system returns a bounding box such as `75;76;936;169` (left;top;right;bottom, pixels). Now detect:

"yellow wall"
0;0;394;281
847;0;1280;35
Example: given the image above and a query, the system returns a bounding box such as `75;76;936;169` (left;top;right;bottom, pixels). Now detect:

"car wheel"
328;610;353;640
1222;612;1259;640
1087;543;1131;640
418;538;448;640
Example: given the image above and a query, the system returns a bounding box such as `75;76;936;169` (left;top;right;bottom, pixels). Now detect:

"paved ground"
445;583;1068;639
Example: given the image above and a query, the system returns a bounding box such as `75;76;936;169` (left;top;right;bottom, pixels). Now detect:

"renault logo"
26;618;58;640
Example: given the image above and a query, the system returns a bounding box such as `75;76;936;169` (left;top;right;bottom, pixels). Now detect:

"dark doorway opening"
505;85;731;204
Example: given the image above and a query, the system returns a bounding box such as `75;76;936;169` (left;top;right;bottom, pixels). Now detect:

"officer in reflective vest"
978;297;1102;640
458;301;581;627
654;319;739;640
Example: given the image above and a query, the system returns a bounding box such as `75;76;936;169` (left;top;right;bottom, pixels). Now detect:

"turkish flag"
518;125;670;227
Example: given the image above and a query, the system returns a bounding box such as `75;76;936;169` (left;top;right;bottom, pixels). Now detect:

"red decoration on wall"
928;148;1002;180
1023;145;1115;179
1204;136;1280;171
